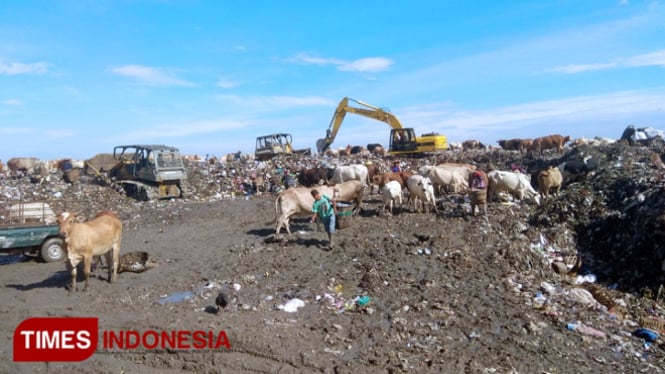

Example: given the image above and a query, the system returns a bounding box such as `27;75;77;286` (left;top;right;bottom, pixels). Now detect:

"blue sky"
1;0;664;161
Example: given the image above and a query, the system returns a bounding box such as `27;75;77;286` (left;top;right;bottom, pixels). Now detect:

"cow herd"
273;133;590;237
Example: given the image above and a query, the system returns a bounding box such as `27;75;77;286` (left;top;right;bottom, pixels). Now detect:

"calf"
372;172;405;191
58;211;123;291
537;166;563;198
380;181;403;216
487;170;540;205
406;175;437;213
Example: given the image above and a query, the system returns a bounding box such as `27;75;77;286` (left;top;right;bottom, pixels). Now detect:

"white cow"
380;181;403;216
406;175;437;213
328;164;369;186
487;170;540;205
421;165;471;194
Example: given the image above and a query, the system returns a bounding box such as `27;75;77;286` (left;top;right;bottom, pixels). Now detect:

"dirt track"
2;143;665;373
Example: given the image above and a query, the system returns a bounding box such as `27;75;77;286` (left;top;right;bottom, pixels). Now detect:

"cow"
380;181;403;216
468;170;489;216
297;167;329;187
7;157;48;179
537;166;563;199
558;156;600;184
421;165;472;194
462;140;485;151
365;162;380;193
350;145;367;155
497;138;532;154
369;145;386;157
328;164;369;186
57;210;123;291
530;134;571;155
366;143;383;153
406;175;437;213
487;170;540;205
372;172;405;190
274;180;364;237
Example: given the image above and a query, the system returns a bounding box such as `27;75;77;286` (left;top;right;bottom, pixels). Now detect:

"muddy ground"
1;142;665;373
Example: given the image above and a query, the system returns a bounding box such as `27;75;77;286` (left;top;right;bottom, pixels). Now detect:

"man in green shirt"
310;189;336;249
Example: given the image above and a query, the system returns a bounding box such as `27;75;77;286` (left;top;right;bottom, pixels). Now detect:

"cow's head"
57;211;77;238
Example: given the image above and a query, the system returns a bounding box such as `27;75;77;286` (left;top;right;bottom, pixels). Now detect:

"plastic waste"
533;291;547;307
278;298;305;313
574;273;597;284
356;295;371;307
156;291;195;305
633;328;659;342
567;322;606;338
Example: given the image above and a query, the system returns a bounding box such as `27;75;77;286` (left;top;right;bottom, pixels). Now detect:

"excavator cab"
389;129;418;153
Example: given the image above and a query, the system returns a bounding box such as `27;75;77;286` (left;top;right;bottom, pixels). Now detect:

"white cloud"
412;89;665;133
110;64;195;87
216;94;334;109
2;99;23;106
291;53;393;73
548;62;617;74
216;78;239;89
338;57;393;72
550;49;665;74
0;60;49;75
624;49;665;67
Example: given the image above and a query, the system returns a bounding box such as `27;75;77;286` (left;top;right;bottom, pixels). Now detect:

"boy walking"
310;189;336;249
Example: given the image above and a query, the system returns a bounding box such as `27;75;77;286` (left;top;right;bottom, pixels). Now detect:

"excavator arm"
316;97;404;154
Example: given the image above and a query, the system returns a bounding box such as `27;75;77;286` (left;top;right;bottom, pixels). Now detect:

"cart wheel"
41;238;66;263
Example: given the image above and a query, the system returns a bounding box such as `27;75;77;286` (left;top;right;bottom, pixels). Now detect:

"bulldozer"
255;133;311;160
106;145;187;201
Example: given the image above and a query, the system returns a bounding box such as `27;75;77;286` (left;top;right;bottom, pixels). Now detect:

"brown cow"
58;210;123;291
372;172;405;190
530;134;571;155
274;180;364;236
497;138;532;154
537;166;563;198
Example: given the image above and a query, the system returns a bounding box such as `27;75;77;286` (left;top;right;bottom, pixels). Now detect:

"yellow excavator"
316;97;447;156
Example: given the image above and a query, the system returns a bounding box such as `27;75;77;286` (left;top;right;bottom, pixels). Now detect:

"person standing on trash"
391;160;401;173
468;169;488;216
310;189;336;249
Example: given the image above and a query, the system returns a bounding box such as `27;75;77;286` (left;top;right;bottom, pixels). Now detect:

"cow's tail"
268;195;281;225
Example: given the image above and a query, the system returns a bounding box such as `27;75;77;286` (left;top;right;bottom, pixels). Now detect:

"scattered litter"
567;322;607;339
155;291;195;305
277;298;305;313
633;328;659;342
